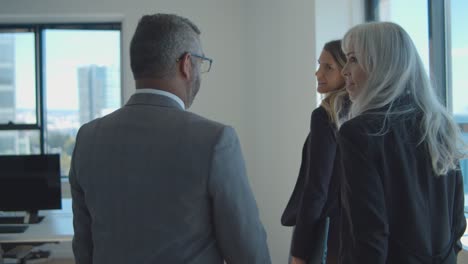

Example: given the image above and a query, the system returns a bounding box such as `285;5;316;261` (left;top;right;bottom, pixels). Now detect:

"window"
450;0;468;208
0;31;36;125
368;0;430;74
0;24;121;176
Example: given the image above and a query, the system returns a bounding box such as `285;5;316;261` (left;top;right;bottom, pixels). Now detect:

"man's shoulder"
184;111;226;128
183;111;233;136
184;112;240;148
76;116;102;134
78;108;235;144
83;107;226;126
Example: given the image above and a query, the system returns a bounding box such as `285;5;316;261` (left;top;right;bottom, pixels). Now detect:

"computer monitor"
0;154;62;224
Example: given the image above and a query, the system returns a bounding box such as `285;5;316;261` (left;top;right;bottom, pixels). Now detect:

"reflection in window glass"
43;29;121;176
449;0;468;209
0;32;36;125
375;0;430;74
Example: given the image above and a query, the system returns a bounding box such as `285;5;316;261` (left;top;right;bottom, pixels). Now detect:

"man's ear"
179;53;192;80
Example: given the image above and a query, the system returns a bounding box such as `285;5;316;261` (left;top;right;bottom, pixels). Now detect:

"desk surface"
0;199;73;244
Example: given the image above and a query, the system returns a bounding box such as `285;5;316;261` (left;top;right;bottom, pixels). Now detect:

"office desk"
0;199;73;244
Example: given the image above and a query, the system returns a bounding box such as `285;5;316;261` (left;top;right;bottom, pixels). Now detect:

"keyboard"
0;216;44;224
0;225;28;233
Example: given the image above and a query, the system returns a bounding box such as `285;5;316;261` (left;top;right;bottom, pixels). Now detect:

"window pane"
0;130;40;155
43;29;121;176
0;32;37;125
374;0;430;74
449;0;468;209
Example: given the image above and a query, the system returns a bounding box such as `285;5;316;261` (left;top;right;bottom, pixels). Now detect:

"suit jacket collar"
125;93;185;110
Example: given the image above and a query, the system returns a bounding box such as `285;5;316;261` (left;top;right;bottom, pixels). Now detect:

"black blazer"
338;106;466;264
281;106;341;260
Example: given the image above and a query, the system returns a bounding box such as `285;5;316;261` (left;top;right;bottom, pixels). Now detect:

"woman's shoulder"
312;105;328;116
339;110;420;142
310;105;336;130
340;114;372;130
311;105;332;123
339;114;383;140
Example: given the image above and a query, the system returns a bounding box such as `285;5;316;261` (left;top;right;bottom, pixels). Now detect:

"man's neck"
135;78;187;107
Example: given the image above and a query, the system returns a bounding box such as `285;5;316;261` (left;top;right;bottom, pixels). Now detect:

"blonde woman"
282;40;349;264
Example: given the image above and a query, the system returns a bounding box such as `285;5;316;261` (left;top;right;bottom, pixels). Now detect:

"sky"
13;29;120;110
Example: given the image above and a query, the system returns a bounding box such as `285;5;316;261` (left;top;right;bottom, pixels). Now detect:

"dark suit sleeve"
208;126;271;264
338;121;389;264
281;134;311;226
69;127;93;264
290;108;337;259
453;168;466;255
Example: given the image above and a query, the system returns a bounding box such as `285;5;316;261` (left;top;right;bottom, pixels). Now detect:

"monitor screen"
0;154;62;212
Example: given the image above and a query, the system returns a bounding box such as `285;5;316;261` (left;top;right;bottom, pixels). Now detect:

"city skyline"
13;29;120;111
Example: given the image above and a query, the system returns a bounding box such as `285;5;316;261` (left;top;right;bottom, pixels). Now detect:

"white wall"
0;1;363;263
244;1;363;262
315;0;364;58
245;1;316;262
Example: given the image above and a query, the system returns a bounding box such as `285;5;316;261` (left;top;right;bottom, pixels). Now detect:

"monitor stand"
24;210;42;224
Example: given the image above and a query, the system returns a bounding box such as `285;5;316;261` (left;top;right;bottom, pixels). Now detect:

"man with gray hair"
70;13;271;264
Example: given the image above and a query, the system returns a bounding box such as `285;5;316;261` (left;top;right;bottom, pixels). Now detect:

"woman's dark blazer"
338;106;466;264
281;106;341;260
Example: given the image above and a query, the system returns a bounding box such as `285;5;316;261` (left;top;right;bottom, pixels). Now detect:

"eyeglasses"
177;52;213;73
190;53;213;73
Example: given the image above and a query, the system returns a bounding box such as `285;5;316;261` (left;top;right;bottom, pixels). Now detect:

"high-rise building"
0;34;19;154
77;65;120;124
0;34;16;124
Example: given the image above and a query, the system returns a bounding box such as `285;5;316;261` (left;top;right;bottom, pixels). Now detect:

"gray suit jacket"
70;93;271;264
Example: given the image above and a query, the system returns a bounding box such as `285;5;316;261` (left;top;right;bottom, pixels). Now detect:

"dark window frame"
0;22;121;160
365;0;448;106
